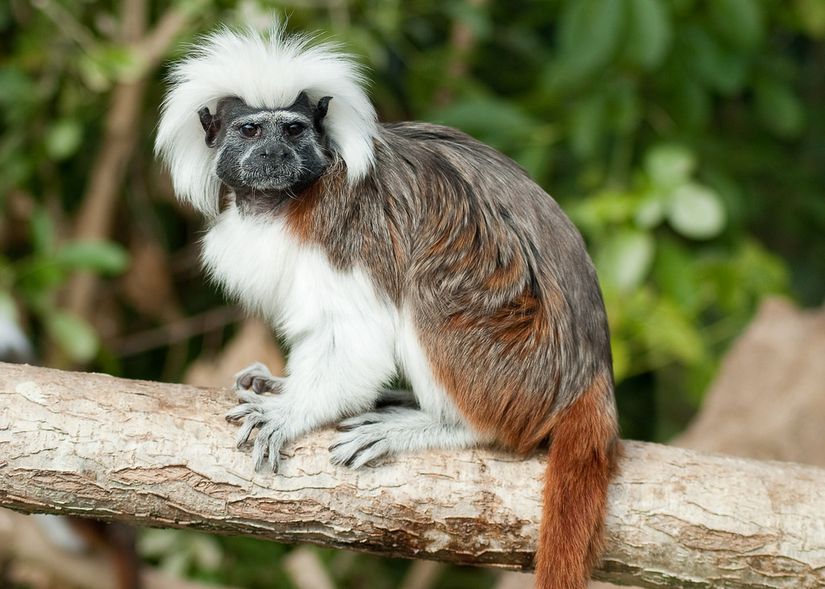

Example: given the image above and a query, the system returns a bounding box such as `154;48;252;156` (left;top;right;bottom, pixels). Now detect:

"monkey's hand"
227;362;287;473
226;390;292;472
233;362;284;394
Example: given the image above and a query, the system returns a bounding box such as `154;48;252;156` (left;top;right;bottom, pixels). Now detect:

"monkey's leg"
328;407;483;469
234;361;284;394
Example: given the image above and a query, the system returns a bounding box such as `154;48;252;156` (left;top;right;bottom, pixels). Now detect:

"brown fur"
536;371;619;588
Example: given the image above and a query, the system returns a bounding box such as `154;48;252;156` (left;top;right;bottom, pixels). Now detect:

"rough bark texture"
1;362;823;588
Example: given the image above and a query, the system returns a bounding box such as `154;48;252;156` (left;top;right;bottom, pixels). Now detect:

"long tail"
535;371;620;589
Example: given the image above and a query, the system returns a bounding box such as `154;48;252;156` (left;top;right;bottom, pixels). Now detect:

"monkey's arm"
227;309;398;472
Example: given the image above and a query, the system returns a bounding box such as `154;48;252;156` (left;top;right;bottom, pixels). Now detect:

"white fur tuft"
155;24;378;217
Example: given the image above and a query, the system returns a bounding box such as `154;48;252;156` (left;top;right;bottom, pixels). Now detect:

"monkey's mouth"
237;165;304;192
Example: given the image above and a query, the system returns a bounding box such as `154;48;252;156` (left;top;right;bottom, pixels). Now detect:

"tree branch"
0;362;823;588
60;3;196;337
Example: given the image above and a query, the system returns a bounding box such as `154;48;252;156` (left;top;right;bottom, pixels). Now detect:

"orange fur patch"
535;371;619;589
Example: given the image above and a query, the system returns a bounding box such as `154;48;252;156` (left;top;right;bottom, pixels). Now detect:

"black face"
198;92;333;204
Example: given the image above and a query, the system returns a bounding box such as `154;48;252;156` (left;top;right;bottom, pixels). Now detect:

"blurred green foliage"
1;0;824;586
0;207;128;362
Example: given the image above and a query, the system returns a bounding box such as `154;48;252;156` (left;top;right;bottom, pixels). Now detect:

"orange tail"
535;371;619;589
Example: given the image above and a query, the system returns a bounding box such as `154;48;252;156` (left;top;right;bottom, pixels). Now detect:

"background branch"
58;2;195;348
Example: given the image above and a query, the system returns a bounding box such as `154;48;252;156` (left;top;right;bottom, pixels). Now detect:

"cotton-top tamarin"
156;26;619;589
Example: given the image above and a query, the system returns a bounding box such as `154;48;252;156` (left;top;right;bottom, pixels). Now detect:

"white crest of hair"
155;23;377;217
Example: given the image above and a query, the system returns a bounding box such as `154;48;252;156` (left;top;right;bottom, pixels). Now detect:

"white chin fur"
155;24;377;217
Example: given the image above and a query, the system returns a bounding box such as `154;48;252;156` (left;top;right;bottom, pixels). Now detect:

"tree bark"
0;362;823;588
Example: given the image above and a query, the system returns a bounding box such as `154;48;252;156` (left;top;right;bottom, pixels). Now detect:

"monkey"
156;26;619;589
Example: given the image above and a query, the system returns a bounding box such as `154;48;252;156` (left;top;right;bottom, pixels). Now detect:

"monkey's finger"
225;403;260;422
252;439;268;473
268;440;281;473
336;413;380;432
343;438;381;468
234;389;262;404
329;432;386;469
235;415;262;447
252;377;277;394
233;362;273;391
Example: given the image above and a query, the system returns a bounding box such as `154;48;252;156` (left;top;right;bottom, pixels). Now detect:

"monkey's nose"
259;147;290;160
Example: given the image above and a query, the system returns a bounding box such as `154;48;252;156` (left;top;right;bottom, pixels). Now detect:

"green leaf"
569;93;607;158
682;27;749;94
0;67;34;105
755;77;806;139
645;144;695;187
667;183;727;239
653;240;700;312
795;0;825;38
642;299;705;364
548;0;626;89
623;0;672;70
609;79;642;134
46;119;83;160
710;0;764;50
30;208;56;254
634;192;666;229
568;190;637;232
596;229;655;291
665;76;711;129
54;241;130;274
45;311;99;363
15;258;65;297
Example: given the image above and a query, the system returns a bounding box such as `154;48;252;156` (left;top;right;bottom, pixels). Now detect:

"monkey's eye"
284;122;306;137
238;123;261;138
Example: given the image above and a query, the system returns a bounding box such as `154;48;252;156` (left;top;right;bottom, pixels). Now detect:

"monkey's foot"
225;393;289;472
329;411;396;468
329;407;479;469
233;361;283;394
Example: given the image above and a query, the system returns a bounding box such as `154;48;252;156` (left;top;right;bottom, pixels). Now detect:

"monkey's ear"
198;107;221;148
293;91;311;110
314;96;333;132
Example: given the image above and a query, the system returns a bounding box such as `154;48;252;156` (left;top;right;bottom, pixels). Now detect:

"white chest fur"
201;206;388;340
200;205;464;424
